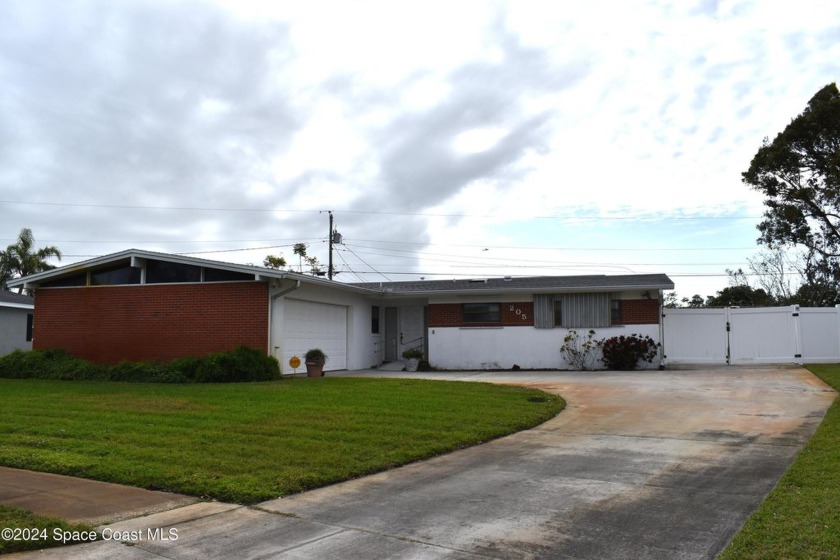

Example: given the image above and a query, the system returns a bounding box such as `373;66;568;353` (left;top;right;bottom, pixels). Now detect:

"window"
90;264;141;286
371;306;380;334
26;313;33;342
611;299;622;324
145;259;201;284
554;299;563;326
463;303;501;323
41;272;87;288
204;268;253;282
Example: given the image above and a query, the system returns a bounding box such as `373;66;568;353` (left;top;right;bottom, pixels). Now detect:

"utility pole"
328;211;334;280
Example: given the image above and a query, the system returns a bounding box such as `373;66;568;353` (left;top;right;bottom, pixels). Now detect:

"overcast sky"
1;0;838;298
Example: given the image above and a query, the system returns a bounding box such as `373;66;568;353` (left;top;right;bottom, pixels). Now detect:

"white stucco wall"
428;324;662;370
269;281;384;373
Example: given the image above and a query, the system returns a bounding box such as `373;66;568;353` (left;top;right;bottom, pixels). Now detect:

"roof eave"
7;248;385;296
377;282;675;297
0;302;34;310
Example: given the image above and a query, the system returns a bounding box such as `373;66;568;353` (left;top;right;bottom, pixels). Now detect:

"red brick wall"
33;282;268;364
428;302;534;327
617;299;660;325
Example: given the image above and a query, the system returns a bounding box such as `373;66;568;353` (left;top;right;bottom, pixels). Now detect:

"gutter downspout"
268;280;301;364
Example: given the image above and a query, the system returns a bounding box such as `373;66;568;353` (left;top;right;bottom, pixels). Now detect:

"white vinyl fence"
663;305;840;366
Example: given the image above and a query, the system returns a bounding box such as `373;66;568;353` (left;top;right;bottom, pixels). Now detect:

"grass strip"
719;364;840;559
0;377;563;504
0;504;94;554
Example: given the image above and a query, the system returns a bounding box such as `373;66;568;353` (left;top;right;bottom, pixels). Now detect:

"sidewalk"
0;466;197;526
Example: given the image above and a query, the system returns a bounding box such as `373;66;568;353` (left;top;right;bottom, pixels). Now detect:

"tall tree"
703;268;777;308
743;83;840;284
793;250;840;306
262;255;287;269
747;249;796;305
292;243;323;276
706;285;775;308
1;228;62;293
262;244;324;276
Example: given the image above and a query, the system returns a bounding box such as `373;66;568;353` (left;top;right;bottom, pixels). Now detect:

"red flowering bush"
600;334;660;370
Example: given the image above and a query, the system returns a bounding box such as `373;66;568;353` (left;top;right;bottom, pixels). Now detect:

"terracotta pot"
306;361;325;377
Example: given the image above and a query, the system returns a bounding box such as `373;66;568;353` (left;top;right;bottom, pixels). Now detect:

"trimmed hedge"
0;346;280;383
0;348;107;380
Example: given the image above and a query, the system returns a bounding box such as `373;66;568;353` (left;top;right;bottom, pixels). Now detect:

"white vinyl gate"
663;305;840;366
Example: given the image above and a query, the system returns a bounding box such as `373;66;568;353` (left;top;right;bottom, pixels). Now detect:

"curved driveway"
20;366;835;559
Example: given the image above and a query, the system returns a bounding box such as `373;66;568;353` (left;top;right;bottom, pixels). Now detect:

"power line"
0;199;759;221
345;241;757;253
334;250;366;283
32;237;323;245
175;244;300;256
341;245;391;282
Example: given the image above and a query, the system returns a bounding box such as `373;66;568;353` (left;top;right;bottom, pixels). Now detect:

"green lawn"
719;364;840;559
0;505;94;554
0;377;563;504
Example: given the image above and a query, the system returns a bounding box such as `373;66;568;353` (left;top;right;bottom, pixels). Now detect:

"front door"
399;305;425;356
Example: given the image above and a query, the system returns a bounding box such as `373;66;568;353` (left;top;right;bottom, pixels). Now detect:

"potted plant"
305;348;327;377
402;347;423;372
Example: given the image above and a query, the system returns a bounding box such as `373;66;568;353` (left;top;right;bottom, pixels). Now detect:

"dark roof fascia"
379;285;672;297
6;249;381;296
355;275;675;297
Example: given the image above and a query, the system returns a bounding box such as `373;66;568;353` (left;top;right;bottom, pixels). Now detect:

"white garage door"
282;299;347;374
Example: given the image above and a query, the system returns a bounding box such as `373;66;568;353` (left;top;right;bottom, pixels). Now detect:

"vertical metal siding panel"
533;294;554;328
594;293;610;327
560;294;576;327
561;293;610;327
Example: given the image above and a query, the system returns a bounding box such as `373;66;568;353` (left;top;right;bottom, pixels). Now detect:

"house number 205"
509;305;528;320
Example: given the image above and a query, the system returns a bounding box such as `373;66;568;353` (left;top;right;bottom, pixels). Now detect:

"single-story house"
8;249;674;372
0;290;34;356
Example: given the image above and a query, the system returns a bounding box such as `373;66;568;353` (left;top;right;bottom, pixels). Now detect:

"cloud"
366;23;586;211
1;0;300;245
0;0;839;299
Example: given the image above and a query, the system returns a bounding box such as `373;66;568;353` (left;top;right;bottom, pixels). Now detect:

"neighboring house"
0;290;34;356
8;249;674;372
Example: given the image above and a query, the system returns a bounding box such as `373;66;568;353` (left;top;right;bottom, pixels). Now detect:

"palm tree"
1;228;62;293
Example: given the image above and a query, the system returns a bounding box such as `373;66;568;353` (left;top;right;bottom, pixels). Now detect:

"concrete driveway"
14;366;834;559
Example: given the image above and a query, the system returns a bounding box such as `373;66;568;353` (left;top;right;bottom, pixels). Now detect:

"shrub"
559;329;602;370
194;346;280;383
304;348;327;363
600;334;660;370
110;361;188;383
0;346;280;383
402;348;423;360
169;355;203;382
0;349;107;380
